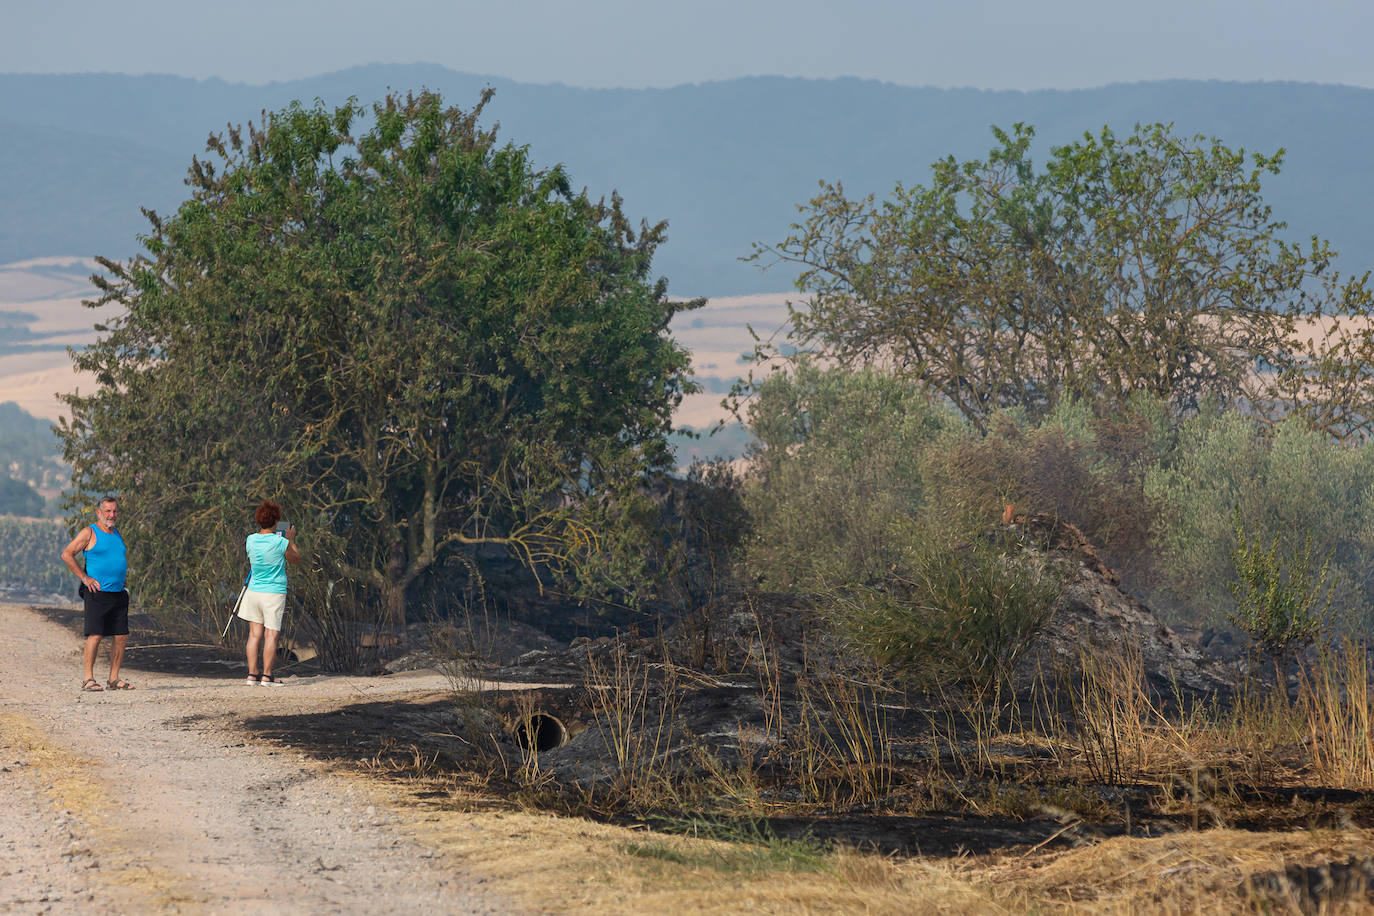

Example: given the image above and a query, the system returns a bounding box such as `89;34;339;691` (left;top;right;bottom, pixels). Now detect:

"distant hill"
1;67;1372;296
0;400;63;510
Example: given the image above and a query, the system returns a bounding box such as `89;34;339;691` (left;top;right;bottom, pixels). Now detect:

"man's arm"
60;527;98;591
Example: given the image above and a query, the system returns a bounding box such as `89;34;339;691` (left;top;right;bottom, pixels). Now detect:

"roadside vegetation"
49;100;1374;910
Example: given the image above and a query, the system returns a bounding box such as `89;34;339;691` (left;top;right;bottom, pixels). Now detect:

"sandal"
81;678;104;692
106;678;134;690
246;673;261;685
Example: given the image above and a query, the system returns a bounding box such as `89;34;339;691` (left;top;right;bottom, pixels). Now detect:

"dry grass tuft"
1299;640;1374;788
988;828;1374;914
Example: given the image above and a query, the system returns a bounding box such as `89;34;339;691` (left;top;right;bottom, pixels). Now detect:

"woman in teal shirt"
238;500;301;686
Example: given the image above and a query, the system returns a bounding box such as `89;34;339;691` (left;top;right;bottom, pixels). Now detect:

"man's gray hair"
98;495;118;508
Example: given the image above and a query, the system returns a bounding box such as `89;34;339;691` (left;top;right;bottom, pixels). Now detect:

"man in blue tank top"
60;496;133;691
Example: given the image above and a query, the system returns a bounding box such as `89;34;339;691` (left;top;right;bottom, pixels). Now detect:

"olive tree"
61;90;699;627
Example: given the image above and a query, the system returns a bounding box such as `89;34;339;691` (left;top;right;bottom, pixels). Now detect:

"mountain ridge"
2;66;1371;296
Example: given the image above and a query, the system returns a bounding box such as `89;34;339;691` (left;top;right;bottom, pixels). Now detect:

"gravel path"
0;602;517;914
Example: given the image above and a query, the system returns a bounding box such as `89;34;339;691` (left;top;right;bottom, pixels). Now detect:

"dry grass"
793;655;894;806
1300;641;1374;788
353;636;1374;912
582;642;683;805
365;782;1001;914
989;828;1374;914
357;763;1374;914
1041;643;1232;780
2;711;112;818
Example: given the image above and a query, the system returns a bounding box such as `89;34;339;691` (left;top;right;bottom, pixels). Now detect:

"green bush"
826;531;1066;699
1145;410;1374;630
740;360;1374;666
1228;508;1335;666
740;366;1128;688
742;360;959;590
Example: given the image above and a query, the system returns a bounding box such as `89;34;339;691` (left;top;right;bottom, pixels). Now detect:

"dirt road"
0;602;517;914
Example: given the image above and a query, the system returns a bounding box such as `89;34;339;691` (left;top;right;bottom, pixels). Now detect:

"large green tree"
61;90;698;626
750;123;1374;436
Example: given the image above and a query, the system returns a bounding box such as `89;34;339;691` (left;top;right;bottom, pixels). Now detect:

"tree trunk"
381;582;406;628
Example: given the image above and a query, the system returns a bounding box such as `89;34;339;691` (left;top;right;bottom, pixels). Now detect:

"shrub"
742;361;958;590
919;395;1171;597
825;530;1067;700
1146;410;1374;630
1229;508;1334;669
740;360;1374;660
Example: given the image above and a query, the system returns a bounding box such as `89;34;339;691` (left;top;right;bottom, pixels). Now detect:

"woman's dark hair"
254;500;282;530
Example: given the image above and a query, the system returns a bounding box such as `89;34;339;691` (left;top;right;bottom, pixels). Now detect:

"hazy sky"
8;0;1373;90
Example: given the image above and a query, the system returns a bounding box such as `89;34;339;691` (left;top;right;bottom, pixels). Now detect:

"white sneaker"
259;675;286;687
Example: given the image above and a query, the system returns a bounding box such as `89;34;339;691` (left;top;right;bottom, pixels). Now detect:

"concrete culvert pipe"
514;712;568;752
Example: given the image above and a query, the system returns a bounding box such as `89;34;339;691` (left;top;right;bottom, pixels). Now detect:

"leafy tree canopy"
750;123;1374;437
61;90;699;624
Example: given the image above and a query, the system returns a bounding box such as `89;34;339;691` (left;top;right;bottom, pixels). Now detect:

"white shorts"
238;590;287;631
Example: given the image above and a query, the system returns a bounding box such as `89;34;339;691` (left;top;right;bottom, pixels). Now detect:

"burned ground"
39;516;1374;913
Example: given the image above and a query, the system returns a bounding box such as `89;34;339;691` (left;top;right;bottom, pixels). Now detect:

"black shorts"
81;587;129;637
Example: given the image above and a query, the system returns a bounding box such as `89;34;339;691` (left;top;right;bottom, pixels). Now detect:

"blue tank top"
245;532;289;594
85;526;127;592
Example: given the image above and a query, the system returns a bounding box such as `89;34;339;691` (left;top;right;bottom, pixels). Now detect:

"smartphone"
276;521;291;535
